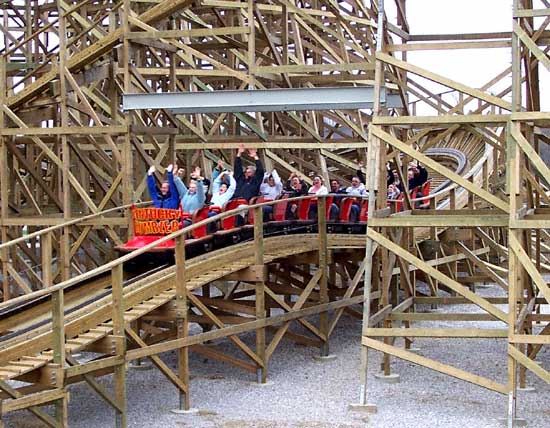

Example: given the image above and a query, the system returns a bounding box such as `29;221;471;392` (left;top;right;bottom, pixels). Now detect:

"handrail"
0;195;322;311
0;139;493;307
0;202;150;252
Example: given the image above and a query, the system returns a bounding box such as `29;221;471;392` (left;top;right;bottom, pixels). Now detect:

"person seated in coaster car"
174;165;206;226
147;164;180;209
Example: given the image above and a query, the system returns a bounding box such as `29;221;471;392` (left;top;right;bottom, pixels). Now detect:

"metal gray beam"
122;87;403;113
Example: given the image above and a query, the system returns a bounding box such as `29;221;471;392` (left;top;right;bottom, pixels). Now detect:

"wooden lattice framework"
0;1;548;428
359;1;550;427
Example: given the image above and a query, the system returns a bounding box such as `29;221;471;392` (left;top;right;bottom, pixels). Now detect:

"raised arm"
147;171;160;207
212;168;220;182
254;158;264;181
196;178;206;205
227;172;237;198
272;170;283;195
166;164;178;196
234;156;244;181
173;175;188;199
213;170;227;194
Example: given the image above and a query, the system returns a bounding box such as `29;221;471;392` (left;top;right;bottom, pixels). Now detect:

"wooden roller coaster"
0;1;549;427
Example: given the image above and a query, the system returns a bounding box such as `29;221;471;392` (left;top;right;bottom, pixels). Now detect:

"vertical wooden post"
175;234;190;409
508;3;521;423
43;231;67;426
122;0;133;239
358;0;385;410
0;55;9;301
57;3;71;282
42;232;52;289
282;4;289;66
52;286;66;427
247;0;255;90
317;197;330;356
253;206;266;383
111;264;127;428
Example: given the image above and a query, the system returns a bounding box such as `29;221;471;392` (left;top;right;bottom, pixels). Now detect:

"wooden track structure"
0;1;549;427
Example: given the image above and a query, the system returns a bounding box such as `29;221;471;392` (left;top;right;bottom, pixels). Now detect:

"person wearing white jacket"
211;171;236;207
260;169;283;221
260;169;283;200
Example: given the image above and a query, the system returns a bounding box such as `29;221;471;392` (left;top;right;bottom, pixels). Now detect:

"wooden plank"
367;228;508;322
65;356;124;378
369;215;509;227
372;114;509;126
386;40;511;51
510;335;550;345
510;125;550;187
363;337;508;394
126;295;363;361
391;313;498;321
127;27;250;39
515;8;550;17
376;52;512;110
513;22;550;72
508;345;550;383
509;233;550;304
364;328;508;338
2;389;66;413
0;126;126;136
254;62;375;74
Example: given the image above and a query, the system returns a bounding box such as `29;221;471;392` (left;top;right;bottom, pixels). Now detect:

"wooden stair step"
21;356;51;362
0;366;24;373
10;361;39;367
67;338;90;345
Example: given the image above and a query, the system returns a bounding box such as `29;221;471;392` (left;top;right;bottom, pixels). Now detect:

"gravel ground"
5;283;550;428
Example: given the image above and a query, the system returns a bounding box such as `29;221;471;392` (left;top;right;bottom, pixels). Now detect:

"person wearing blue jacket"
147;164;180;209
174;165;206;216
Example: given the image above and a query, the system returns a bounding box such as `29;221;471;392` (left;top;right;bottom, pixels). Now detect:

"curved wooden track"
0;233;365;381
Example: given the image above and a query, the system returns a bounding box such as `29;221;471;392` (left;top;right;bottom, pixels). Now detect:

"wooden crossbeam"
363;337;508;394
509;233;550;305
367;228;508;322
508;345;550;384
0;380;59;427
376;52;512;110
125;327;189;394
187;293;264;367
513;22;550;72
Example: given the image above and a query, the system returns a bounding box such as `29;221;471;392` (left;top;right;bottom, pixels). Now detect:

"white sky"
385;0;550;112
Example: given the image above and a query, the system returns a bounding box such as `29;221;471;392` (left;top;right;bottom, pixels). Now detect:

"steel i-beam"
122;87;402;113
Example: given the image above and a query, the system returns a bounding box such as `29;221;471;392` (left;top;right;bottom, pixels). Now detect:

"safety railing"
0;202;150;300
